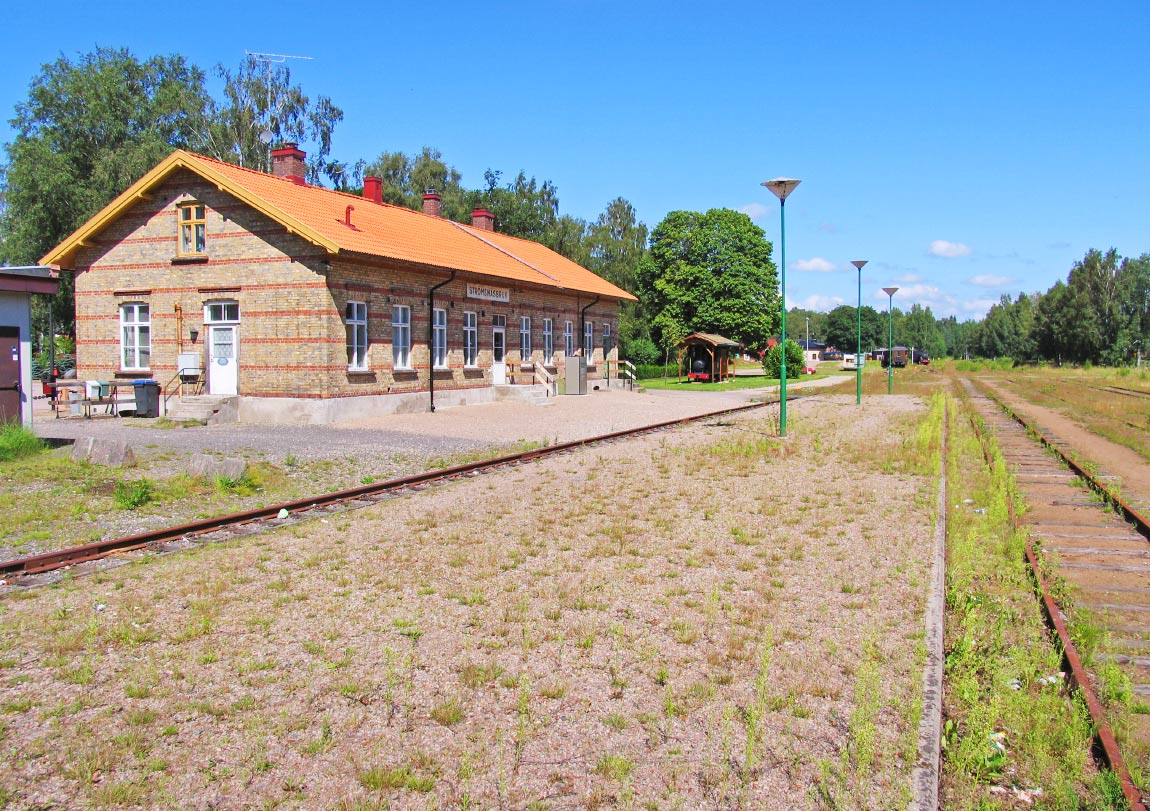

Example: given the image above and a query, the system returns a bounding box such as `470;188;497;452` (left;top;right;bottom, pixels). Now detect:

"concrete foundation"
236;384;548;425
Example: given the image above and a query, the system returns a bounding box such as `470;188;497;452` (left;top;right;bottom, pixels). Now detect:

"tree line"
3;47;1147;369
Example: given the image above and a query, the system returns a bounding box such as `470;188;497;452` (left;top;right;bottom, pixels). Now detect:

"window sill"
347;369;374;375
172;255;209;265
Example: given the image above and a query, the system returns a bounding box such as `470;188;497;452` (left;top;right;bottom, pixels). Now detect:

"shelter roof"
679;332;741;348
40;150;635;301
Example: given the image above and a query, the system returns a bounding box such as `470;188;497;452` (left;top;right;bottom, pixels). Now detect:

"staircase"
164;395;238;424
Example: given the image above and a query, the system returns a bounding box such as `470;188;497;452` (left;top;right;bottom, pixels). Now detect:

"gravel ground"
2;388;938;810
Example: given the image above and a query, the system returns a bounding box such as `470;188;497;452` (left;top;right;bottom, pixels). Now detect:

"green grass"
637;368;851;392
0;423;46;462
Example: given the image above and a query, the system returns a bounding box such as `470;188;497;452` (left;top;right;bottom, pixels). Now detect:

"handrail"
162;367;204;416
533;362;557;397
616;360;637;391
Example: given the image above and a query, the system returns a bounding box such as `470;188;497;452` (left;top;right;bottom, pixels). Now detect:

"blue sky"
2;0;1146;320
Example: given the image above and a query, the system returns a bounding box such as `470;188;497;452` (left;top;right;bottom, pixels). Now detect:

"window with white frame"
584;321;594;359
463;311;478;367
346;301;368;370
120;303;151;370
432;308;448;369
543;318;554;364
392;305;411;369
564;320;574;357
519;316;531;363
603;322;613;358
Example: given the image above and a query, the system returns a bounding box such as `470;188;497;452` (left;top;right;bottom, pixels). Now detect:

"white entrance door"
491;325;506;384
208;325;238;395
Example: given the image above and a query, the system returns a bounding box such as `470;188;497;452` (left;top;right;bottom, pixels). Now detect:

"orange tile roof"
41;150;636;301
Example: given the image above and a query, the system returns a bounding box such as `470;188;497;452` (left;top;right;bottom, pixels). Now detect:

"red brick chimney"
271;143;307;185
471;208;495;231
422;190;442;217
363;176;382;204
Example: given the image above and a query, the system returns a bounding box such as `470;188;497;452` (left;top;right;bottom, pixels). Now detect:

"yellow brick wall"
71;169;620;399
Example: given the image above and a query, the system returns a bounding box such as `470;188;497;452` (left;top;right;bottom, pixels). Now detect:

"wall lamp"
189;328;200;344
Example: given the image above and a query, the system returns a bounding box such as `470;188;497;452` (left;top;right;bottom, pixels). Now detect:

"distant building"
0;266;60;425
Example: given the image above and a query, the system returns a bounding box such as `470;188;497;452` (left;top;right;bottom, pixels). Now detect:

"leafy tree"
585;197;649;361
823;304;884;353
196;55;346;186
468;169;559;243
547;214;589;264
937;315;978;359
762;339;804;379
0;47;212;340
636;209;777;352
362;147;469;220
974;293;1036;361
1115;254;1150;365
899;303;946;358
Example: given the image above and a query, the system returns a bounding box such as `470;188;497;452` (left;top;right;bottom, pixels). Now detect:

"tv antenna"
244;51;314;169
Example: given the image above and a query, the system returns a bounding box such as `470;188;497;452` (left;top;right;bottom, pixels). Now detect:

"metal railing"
162;367;204;416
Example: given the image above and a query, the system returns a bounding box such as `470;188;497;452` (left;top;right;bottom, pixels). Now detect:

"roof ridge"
447;220;561;284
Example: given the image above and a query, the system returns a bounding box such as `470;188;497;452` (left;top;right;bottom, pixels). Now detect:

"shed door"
0;326;20;423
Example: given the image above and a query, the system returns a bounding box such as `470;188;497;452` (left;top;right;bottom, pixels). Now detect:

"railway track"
963;378;1150;809
0;398;782;587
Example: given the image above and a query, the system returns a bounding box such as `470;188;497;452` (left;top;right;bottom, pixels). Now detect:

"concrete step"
166;395;238;424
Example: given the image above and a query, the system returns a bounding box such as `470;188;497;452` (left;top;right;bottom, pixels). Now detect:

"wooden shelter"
677;332;740;382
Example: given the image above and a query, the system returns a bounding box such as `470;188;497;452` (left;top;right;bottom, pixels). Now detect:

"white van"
841;354;864;371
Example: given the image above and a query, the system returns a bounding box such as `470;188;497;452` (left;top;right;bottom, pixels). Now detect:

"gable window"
346;301;368;370
463;311;478;367
519;316;531;363
543;318;554;364
584;321;594;359
392;305;411;370
564;321;574;357
432;308;448;369
120;303;151;370
178;203;206;256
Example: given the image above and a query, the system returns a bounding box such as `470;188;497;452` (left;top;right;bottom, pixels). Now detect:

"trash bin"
133;379;160;418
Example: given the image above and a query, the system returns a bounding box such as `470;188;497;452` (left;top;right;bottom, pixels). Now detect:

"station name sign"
466;283;510;303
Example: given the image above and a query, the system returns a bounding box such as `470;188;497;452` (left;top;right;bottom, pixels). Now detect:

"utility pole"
244;51;314;172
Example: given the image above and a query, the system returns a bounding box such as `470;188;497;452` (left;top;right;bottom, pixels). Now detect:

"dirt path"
978;377;1150;517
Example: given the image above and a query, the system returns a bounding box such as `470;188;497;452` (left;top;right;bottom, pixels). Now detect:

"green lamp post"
851;260;867;404
762;177;801;436
882;286;899;394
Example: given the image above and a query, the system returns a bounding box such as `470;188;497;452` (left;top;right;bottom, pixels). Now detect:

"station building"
41;145;634;423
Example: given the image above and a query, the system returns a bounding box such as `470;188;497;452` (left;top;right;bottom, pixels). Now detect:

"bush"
31;353;76;381
0;423;46;462
633;363;677;380
622;337;661;366
114;478;154;510
762;340;805;379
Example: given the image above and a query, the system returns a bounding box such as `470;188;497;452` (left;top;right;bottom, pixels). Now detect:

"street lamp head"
851;260;868;271
882;286;900;297
761;178;801;201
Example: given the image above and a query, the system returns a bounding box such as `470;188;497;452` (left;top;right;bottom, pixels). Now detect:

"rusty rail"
2;399;781;579
962;380;1148;811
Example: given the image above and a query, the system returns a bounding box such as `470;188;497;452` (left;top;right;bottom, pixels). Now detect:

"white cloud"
871;283;956;315
893;273;923;284
967;274;1017;287
794;294;845;312
961;298;999;315
739;202;770;220
929;240;973;258
792;257;838;273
